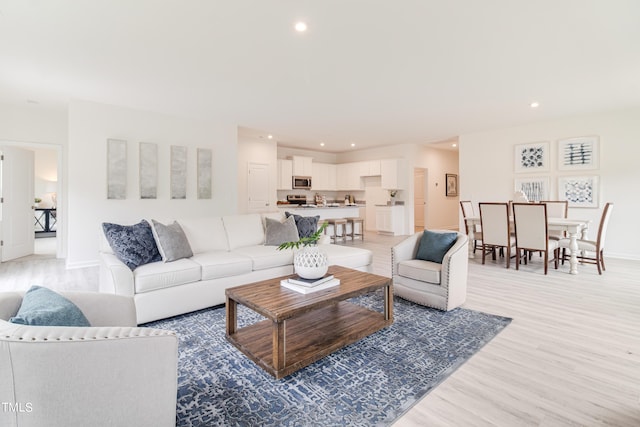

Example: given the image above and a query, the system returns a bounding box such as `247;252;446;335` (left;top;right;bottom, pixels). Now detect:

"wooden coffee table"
225;265;393;379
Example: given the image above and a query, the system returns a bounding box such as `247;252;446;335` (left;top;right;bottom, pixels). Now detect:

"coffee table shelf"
226;265;393;379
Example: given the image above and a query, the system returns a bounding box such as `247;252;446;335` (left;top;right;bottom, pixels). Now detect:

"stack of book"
280;274;340;294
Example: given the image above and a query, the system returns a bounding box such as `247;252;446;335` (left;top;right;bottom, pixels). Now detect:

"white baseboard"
65;259;99;270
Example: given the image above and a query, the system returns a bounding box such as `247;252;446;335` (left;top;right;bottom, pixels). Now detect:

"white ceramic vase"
294;246;329;279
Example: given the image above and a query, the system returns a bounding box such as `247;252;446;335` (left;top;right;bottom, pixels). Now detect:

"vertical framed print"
558;175;599;208
197;148;212;199
139;142;158;199
170;145;188;199
558;136;599;170
514;141;550;173
107;139;127;199
445;173;458;197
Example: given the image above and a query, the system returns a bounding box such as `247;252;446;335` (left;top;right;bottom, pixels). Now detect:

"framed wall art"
514;176;549;202
170;145;188;199
107;138;127;199
197;148;212;199
558;136;599;170
558;175;599;208
514;141;549;173
445;173;458;197
139;142;158;199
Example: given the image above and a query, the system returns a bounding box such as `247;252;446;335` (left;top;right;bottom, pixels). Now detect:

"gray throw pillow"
265;216;300;246
416;230;458;263
152;220;194;262
285;212;320;238
102;220;161;270
10;286;91;327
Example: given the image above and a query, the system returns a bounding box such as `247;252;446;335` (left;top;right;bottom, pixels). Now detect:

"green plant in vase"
277;221;329;280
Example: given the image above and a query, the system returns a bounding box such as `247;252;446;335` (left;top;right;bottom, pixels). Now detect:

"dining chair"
540;200;569;240
460;200;482;253
478;202;516;268
512;203;559;274
559;202;613;274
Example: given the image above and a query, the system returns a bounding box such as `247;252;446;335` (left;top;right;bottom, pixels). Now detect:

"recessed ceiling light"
530;101;540;108
294;22;307;32
267;134;273;139
320;142;325;147
351;143;356;147
452;143;457;148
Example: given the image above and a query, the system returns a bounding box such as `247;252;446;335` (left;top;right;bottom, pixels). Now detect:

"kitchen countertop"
278;204;365;209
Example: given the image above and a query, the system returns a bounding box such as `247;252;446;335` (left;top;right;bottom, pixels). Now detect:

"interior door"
1;146;35;261
414;168;426;232
247;162;270;212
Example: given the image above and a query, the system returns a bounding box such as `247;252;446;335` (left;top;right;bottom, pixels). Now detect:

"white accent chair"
479;202;516;268
392;231;469;311
540;200;568;240
0;291;178;427
512;202;559;274
559;202;613;275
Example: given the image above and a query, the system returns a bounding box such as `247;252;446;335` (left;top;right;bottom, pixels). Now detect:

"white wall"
34;148;58;208
459;107;640;260
67;100;238;268
0;102;68;145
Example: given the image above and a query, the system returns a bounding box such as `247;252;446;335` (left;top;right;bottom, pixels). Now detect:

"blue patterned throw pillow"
285;212;320;239
416;230;458;263
102;220;162;270
10;286;91;327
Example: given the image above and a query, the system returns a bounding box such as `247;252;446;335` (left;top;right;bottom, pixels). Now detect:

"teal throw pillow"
416;230;458;263
9;286;91;327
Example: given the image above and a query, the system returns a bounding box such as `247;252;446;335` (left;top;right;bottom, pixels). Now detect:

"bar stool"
324;218;348;243
345;217;365;241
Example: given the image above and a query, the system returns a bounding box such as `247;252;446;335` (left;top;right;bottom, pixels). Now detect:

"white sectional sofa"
99;213;373;324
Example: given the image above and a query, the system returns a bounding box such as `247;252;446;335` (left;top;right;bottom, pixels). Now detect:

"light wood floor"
2;234;639;426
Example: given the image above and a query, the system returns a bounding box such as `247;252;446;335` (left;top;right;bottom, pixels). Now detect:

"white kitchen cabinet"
277;159;293;190
380;159;405;190
336;163;363;190
358;160;381;177
292;156;313;176
312;162;337;191
375;205;405;235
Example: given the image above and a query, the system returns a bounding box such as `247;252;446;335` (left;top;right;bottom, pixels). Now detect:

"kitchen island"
277;204;363;220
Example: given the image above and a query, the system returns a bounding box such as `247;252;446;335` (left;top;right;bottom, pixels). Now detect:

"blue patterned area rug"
145;292;511;426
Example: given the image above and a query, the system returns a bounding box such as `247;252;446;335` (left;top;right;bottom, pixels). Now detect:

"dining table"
464;216;591;275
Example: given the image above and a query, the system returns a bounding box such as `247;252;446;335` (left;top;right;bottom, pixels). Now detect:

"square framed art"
514;141;549;173
514;176;549;202
558;175;599;208
445;174;458;197
558;136;599;170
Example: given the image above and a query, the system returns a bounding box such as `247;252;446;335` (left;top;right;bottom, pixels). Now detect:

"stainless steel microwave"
292;176;312;190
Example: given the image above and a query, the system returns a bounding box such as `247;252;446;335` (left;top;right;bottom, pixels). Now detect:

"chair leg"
507;246;512;269
600;250;606;272
482;244;486;265
554;249;559;270
543;251;548;275
596;251;603;275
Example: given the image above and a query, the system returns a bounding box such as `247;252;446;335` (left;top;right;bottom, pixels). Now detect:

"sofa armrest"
99;252;135;297
0;322;178;427
63;292;137;327
440;234;469;308
391;232;422;276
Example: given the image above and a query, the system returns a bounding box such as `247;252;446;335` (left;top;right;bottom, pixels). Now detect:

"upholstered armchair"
0;291;178;427
392;231;469;311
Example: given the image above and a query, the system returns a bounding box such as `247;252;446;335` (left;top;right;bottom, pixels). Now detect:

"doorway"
413;168;427;232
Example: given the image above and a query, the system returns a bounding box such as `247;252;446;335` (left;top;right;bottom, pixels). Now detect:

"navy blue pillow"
416;230;458;263
10;286;91;327
102;220;161;270
285;212;320;239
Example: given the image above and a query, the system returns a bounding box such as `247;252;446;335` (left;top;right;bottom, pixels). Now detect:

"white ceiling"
1;1;639;152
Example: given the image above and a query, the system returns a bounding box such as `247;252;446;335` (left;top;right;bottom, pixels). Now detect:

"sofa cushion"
322;244;372;269
9;286;91;327
416;230;458;263
191;251;253;280
265;216;299;246
223;214;265;250
102;220;162;270
285;212;320;238
151;220;194;262
233;245;294;271
397;259;442;285
134;259;202;293
179;217;229;253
